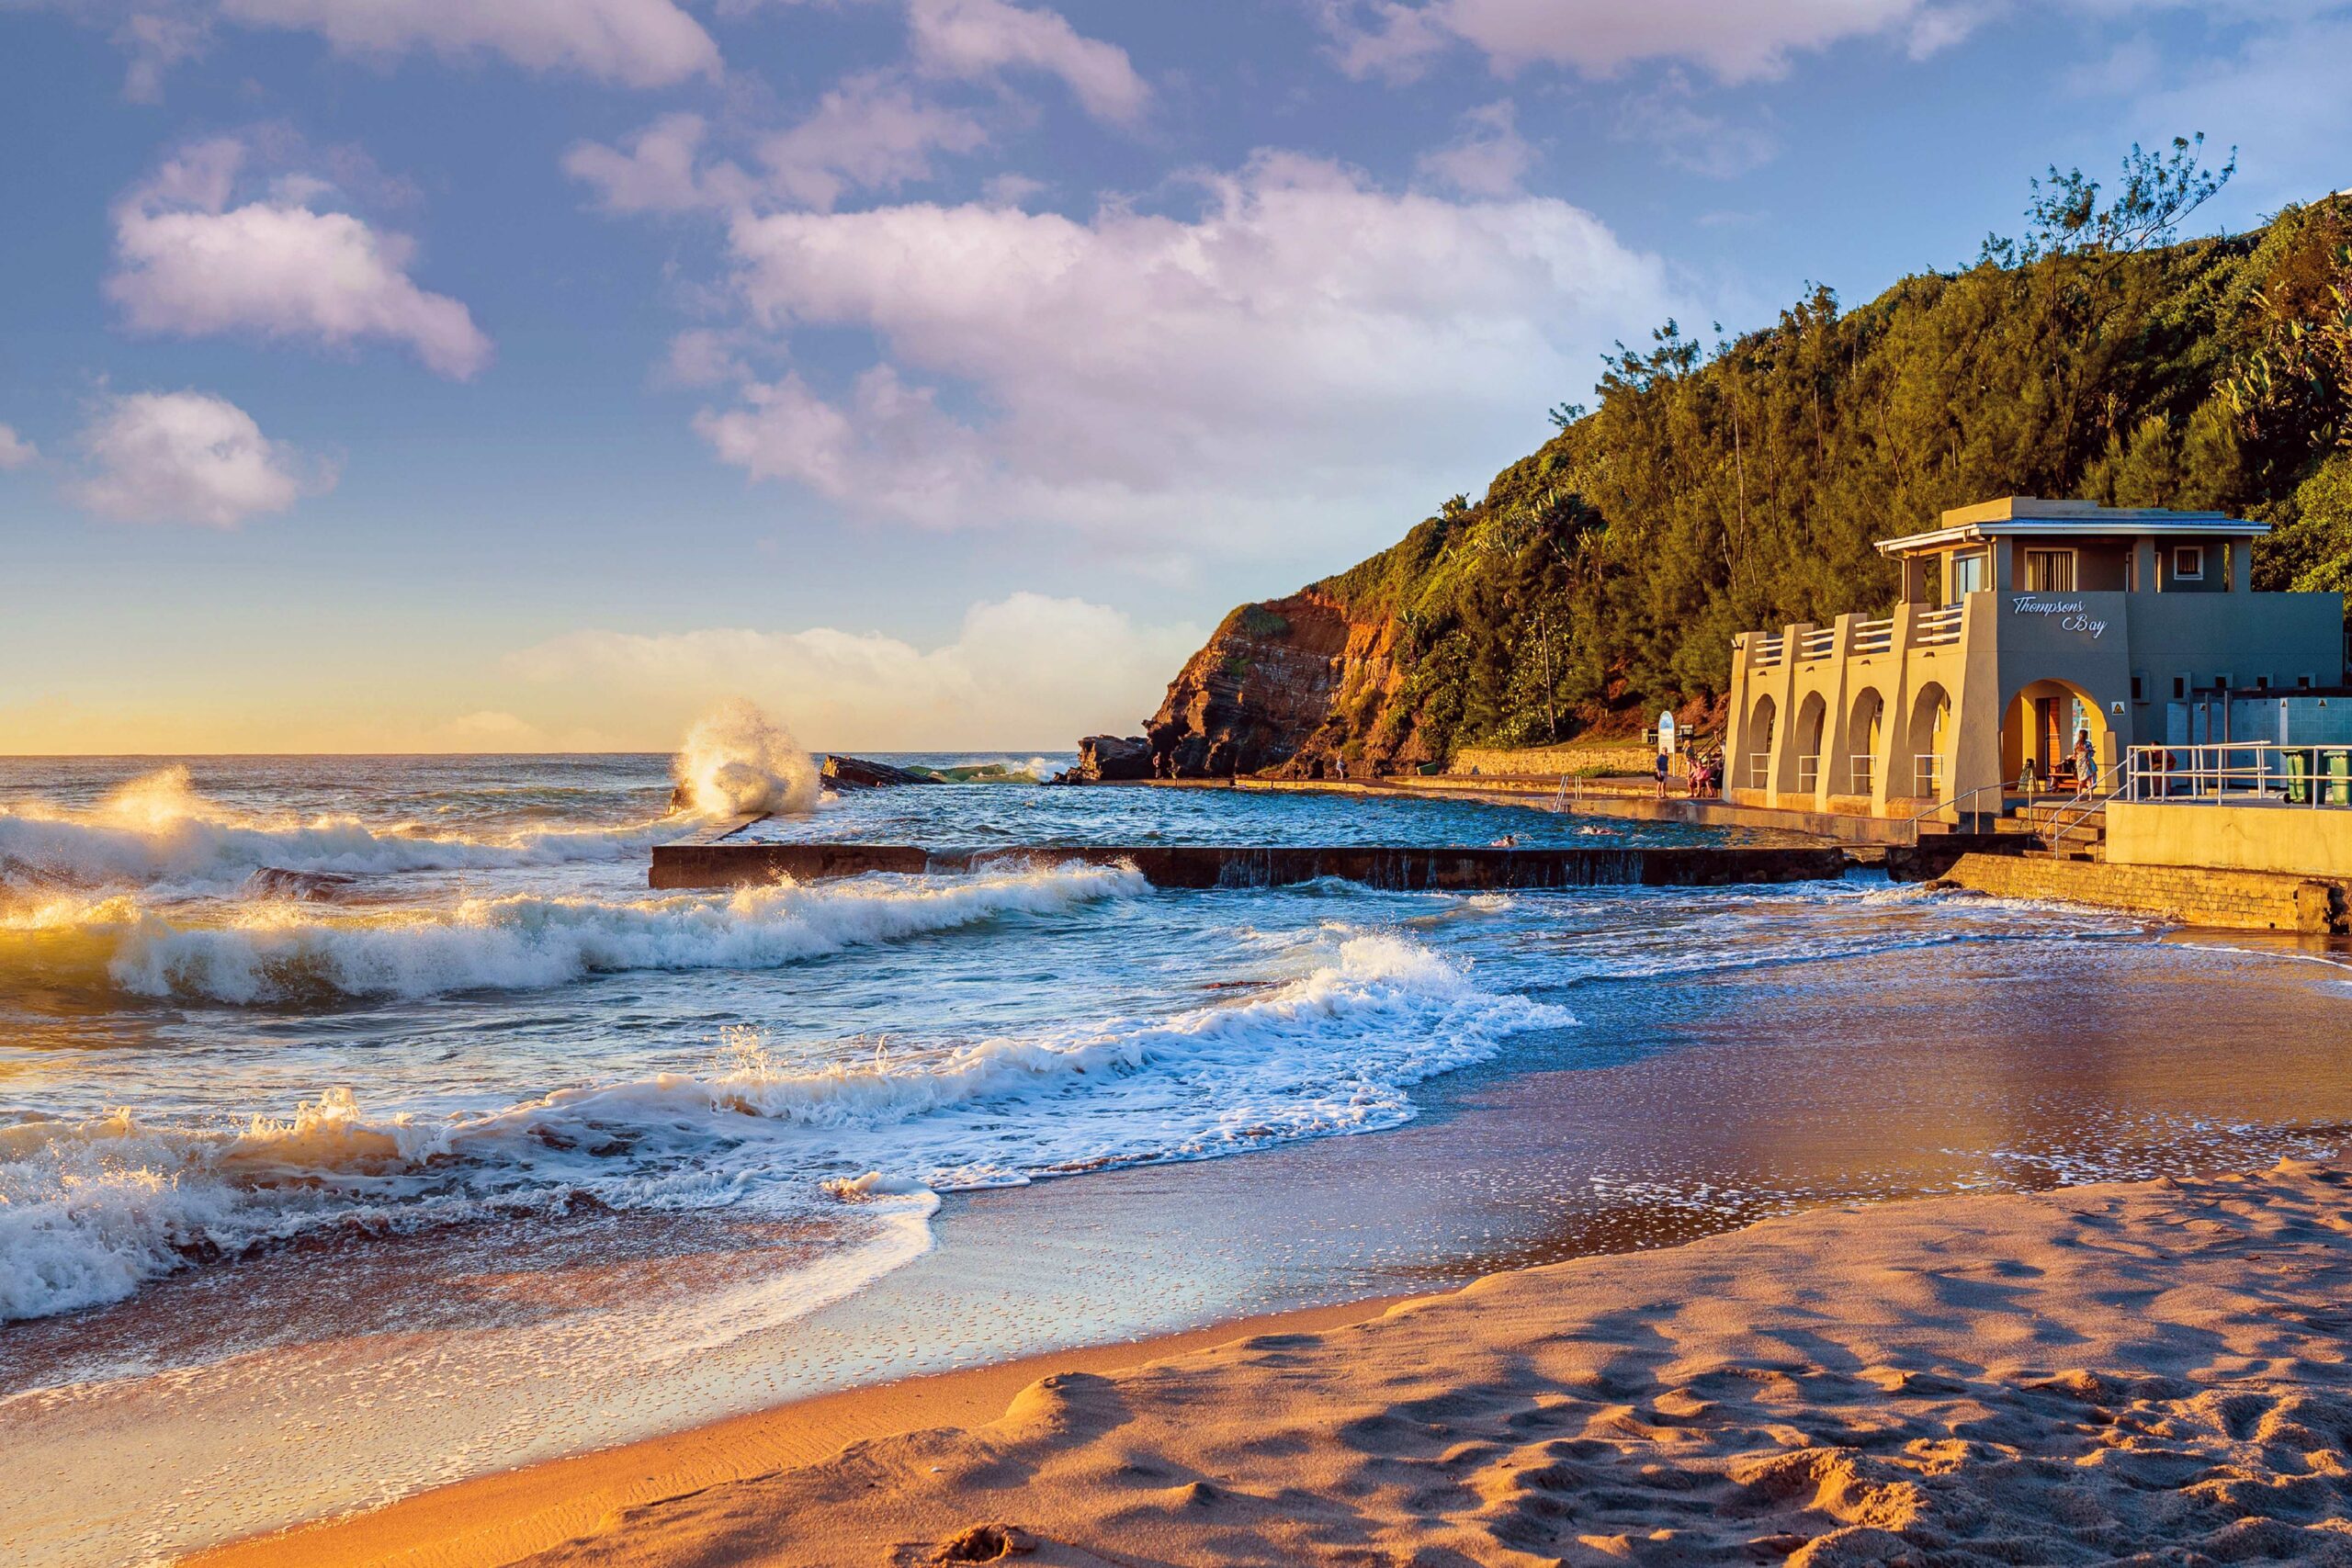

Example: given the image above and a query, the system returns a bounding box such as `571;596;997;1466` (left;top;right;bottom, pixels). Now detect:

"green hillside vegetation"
1306;143;2352;771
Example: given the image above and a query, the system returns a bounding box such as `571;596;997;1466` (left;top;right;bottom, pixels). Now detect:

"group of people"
1654;747;1720;798
2016;727;2101;797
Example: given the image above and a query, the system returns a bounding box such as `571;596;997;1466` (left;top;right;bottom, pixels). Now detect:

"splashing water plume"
674;700;820;818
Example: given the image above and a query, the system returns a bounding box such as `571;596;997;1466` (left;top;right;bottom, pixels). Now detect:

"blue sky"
2;0;2346;752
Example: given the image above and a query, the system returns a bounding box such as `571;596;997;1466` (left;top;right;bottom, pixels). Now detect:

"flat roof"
1875;497;2267;556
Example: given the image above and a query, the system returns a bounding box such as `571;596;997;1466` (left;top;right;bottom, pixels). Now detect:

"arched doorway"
1840;687;1884;797
1743;694;1777;790
2002;679;2110;791
1792;693;1827;796
1905;682;1951;800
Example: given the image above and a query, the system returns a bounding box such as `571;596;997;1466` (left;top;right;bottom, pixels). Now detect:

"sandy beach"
194;1157;2352;1568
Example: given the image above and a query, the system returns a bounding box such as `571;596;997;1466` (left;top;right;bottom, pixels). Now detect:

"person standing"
2073;727;2096;793
1654;747;1671;800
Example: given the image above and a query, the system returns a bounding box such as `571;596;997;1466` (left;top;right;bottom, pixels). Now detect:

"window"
1947;551;1987;602
2173;675;2188;700
2131;672;2147;703
2022;547;2076;592
2172;545;2205;581
2256;674;2271;691
2213;672;2233;692
2300;674;2317;690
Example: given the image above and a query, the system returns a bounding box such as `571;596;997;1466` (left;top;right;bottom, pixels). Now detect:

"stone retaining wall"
1935;852;2350;933
1450;744;1664;778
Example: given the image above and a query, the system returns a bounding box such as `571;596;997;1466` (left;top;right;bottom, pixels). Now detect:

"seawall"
1917;852;2352;934
649;841;1855;892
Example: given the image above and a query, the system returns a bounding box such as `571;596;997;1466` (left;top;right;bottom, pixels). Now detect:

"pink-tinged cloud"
695;152;1677;556
905;0;1149;123
1326;0;1978;84
221;0;719;86
69;389;330;527
564;77;988;215
0;424;37;470
107;138;492;380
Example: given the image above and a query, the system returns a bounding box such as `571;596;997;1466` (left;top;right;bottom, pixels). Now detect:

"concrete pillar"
1767;623;1811;800
1818;615;1860;810
1873;603;1924;812
1899;555;1928;605
1994;536;2018;593
2229;539;2251;593
2132;536;2157;594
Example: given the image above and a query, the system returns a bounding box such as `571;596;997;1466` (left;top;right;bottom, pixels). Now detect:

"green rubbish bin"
2330;750;2351;807
2288;750;2311;804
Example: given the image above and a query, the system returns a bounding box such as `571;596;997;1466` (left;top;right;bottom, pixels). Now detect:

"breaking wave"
0;930;1564;1322
0;766;655;897
106;863;1148;1002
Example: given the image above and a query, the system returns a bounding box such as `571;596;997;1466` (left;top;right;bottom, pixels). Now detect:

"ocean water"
3;752;2347;1565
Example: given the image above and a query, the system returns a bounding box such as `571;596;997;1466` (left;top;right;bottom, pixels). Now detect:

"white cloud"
1417;99;1536;197
507;592;1202;748
68;389;329;527
693;151;1677;558
0;425;37;470
904;0;1149;123
1321;0;1977;84
107;137;492;380
35;0;720;93
565;76;988;215
1613;73;1781;178
222;0;718;86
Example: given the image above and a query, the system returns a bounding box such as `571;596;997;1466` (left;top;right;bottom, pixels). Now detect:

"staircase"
2008;798;2108;860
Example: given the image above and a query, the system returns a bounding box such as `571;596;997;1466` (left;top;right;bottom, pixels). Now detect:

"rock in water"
821;755;943;791
1062;735;1154;782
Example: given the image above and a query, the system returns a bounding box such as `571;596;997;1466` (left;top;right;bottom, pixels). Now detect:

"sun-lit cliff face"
1138;193;2352;779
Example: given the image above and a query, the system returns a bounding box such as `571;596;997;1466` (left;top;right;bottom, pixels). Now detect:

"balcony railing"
1849;618;1894;655
2126;744;2352;807
1749;635;1785;669
1913;753;1944;798
1849;753;1875;796
1797;755;1820;794
1915;606;1964;647
1796;628;1838;661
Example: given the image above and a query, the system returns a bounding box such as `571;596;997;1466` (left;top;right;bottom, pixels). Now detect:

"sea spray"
673;699;820;817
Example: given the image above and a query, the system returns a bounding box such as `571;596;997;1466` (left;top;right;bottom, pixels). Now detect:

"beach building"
1723;497;2347;833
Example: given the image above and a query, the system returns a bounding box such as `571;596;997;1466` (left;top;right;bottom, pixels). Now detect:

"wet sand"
206;1161;2352;1567
151;930;2352;1567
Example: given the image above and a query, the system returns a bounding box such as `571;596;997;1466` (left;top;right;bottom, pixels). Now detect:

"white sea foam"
0;928;1563;1323
0;766;653;897
107;863;1146;1002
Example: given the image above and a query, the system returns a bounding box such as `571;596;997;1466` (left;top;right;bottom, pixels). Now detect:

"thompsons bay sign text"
2009;594;2108;638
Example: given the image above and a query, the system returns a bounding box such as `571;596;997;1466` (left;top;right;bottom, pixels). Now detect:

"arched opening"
2001;679;2111;794
1905;682;1951;800
1743;694;1777;790
1792;693;1827;796
1840;687;1884;797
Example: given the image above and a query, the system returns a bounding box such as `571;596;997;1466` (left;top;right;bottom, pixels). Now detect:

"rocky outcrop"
1138;588;1436;780
1063;735;1155;782
821;755;941;790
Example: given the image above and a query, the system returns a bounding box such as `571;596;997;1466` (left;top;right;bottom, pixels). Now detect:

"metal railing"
1797;755;1820;794
1903;781;2007;833
2125;743;2352;807
1913;753;1944;798
2038;760;2133;852
1849;753;1875;796
1747;752;1771;789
